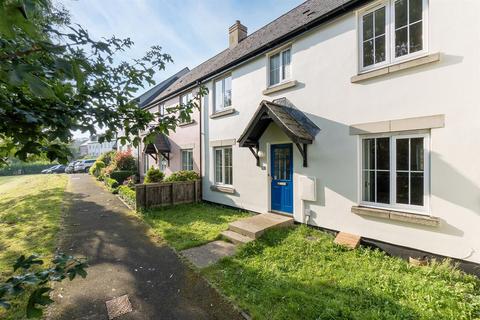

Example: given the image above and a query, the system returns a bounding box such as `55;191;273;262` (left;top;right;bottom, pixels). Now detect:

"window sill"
351;206;440;227
178;120;196;127
210;108;236;119
351;53;440;83
210;185;235;194
262;80;297;95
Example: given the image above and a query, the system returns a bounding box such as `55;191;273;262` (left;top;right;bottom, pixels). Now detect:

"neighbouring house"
139;0;480;265
83;135;116;158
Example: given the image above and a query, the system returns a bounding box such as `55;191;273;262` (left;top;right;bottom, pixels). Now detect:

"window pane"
285;147;291;180
362;139;375;170
224;148;232;185
411;172;424;205
374;7;386;36
396;138;409;170
363;39;374;67
281;49;291;80
410;138;424;171
396;171;409;204
269;53;280;86
377;171;390;204
376;138;390;170
215;80;223;111
375;35;386;63
395;27;408;57
362;171;375;202
224;76;232;108
409;0;423;23
395;0;408;29
362;13;373;40
409;21;423;53
215;149;223;183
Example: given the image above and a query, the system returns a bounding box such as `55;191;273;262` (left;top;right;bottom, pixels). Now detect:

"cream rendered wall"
140;95;201;177
202;0;480;263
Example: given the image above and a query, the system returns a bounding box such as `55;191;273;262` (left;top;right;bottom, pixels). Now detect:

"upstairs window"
179;92;193;123
269;48;291;86
359;0;427;71
159;103;165;117
214;75;232;112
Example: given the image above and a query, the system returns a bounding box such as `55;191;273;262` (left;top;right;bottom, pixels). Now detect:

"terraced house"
142;0;480;264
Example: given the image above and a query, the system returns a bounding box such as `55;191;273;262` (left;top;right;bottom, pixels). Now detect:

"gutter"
151;0;368;104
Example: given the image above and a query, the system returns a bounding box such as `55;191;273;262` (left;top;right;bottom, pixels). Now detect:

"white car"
73;159;96;173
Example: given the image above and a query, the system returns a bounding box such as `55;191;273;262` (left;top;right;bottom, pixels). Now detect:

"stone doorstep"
228;213;294;239
221;230;255;245
180;240;238;268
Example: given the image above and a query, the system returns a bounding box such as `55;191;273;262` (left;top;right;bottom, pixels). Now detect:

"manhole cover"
105;294;133;319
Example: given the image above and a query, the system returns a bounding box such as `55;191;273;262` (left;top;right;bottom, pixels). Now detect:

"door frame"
269;142;294;214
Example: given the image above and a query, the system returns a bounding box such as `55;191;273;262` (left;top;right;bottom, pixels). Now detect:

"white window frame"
213;74;232;112
179;92;193;123
159;154;168;171
267;46;292;87
181;149;193;171
159;103;165;118
214;146;233;186
359;131;430;214
357;0;428;73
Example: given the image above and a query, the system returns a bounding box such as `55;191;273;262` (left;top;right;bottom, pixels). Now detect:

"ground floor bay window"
214;147;233;186
361;132;429;213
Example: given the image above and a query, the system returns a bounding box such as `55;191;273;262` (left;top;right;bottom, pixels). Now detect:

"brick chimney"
229;20;247;49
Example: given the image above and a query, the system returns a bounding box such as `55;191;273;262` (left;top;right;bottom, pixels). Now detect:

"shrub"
97;151;116;166
144;167;164;183
118;185;136;208
89;160;105;177
164;170;199;182
109;170;134;185
114;150;136;171
104;177;119;193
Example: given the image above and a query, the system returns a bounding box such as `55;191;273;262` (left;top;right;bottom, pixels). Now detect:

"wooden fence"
135;179;201;209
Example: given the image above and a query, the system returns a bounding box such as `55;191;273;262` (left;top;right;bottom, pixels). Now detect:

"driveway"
47;174;243;320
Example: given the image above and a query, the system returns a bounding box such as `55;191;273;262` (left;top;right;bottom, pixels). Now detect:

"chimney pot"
229;20;247;49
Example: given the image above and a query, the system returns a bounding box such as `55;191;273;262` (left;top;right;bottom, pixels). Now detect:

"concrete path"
47;174;242;320
181;241;237;269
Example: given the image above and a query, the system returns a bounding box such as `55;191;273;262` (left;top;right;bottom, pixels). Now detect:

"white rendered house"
142;0;480;265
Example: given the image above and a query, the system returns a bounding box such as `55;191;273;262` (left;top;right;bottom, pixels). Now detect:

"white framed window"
358;0;427;72
214;146;233;186
179;92;193;123
181;149;193;171
360;132;429;213
268;47;291;87
214;75;232;112
159;154;168;171
159;103;165;117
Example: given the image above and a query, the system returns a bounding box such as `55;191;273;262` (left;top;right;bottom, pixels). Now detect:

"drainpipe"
198;80;203;185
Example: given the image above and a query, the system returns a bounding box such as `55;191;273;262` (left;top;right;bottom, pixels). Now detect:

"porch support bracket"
248;145;260;167
295;142;308;167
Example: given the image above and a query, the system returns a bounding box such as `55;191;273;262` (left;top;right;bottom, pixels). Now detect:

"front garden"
0;174;68;319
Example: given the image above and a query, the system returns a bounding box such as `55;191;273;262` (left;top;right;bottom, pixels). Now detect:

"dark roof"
238;100;320;147
137;67;189;108
144;134;171;154
153;0;366;103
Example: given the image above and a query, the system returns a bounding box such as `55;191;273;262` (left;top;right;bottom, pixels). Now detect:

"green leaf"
25;75;55;99
26;287;53;318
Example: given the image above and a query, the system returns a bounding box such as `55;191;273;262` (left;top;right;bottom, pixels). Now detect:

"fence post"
135;184;146;210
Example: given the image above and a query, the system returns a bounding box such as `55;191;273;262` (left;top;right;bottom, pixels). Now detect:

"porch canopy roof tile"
238;100;316;147
238;100;320;167
144;134;171;155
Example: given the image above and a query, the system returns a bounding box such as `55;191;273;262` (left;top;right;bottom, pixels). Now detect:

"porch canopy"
238;99;320;167
143;133;171;162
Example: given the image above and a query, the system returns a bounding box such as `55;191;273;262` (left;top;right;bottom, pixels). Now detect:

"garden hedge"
109;170;134;184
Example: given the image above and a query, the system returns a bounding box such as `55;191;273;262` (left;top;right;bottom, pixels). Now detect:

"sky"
62;0;303;139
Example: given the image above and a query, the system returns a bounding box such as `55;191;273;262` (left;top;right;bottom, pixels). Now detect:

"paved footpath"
47;174;242;320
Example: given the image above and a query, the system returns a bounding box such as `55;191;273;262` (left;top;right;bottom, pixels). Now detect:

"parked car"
74;159;96;173
41;165;65;174
65;161;78;174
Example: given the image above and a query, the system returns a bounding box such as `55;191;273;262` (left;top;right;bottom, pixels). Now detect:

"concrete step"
228;213;294;239
221;230;255;245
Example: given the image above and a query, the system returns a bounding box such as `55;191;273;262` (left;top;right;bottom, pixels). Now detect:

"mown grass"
0;174;68;320
143;203;251;250
204;225;480;320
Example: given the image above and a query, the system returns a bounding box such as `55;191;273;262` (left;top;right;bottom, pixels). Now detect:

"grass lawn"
143;203;251;250
204;225;480;320
0;174;68;319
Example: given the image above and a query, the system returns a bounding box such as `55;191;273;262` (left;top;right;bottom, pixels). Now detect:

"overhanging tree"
0;0;204;165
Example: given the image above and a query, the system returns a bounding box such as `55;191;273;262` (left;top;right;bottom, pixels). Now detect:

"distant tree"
0;0;205;166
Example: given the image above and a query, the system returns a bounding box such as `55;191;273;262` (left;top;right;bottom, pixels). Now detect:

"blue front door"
271;144;293;214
